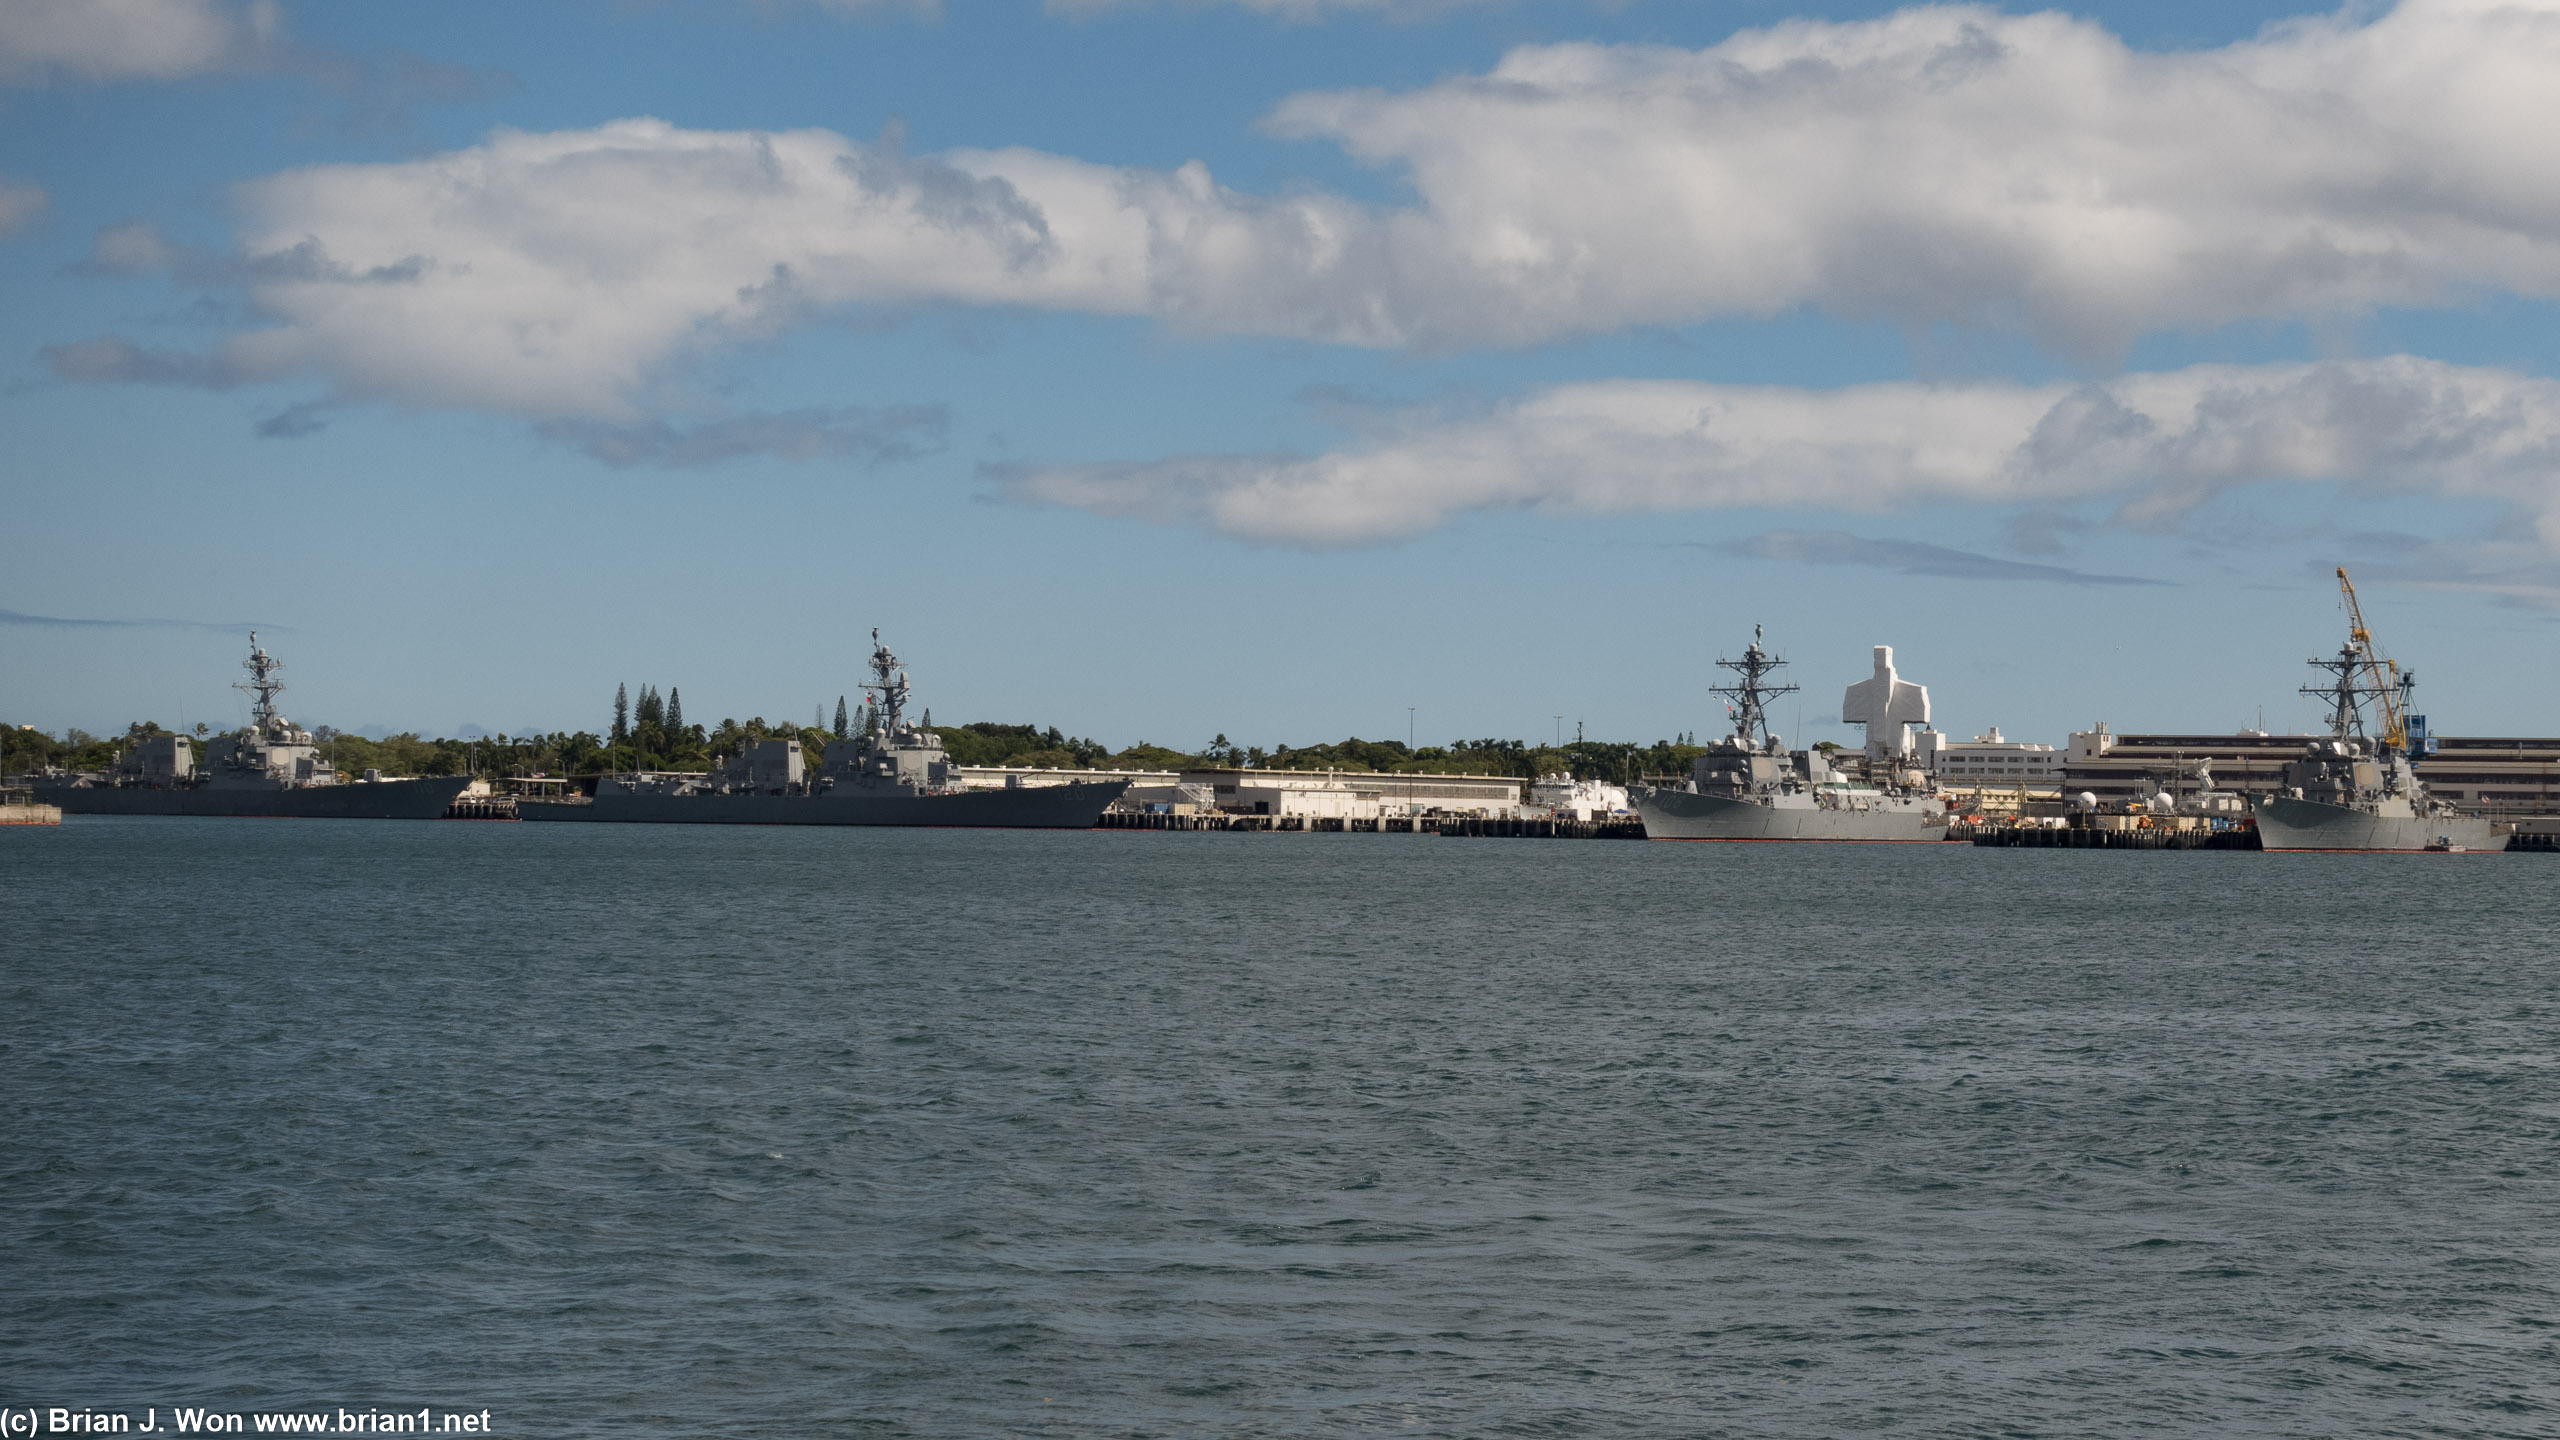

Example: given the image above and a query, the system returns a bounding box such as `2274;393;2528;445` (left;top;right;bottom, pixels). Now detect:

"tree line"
5;690;1734;785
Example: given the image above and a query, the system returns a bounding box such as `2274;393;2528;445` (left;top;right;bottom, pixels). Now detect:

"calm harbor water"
4;817;2556;1437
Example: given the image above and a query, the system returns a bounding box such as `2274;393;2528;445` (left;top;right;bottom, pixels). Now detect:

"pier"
1096;810;1647;837
1;785;61;826
1435;816;1647;840
1960;823;2261;850
445;795;520;820
1098;811;1446;833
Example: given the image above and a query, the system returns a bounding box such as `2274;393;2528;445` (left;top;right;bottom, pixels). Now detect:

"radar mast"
863;629;910;734
234;632;287;731
1710;625;1799;750
2301;569;2418;754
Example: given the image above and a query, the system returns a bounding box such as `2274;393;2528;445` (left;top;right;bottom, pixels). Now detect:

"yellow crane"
2334;567;2409;751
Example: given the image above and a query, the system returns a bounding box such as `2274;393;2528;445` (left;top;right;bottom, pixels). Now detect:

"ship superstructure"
205;633;338;788
1634;630;1947;842
522;630;1126;828
2256;571;2497;852
820;629;970;796
30;635;469;819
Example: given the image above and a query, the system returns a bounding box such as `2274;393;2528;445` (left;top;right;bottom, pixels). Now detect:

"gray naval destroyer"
520;631;1128;828
2256;571;2497;853
1634;631;1948;842
30;635;469;820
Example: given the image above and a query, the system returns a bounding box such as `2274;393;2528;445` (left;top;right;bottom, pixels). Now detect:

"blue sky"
5;0;2558;751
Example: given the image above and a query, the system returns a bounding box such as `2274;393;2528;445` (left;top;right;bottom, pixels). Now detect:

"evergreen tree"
611;683;630;745
834;696;849;739
667;687;683;735
636;685;665;730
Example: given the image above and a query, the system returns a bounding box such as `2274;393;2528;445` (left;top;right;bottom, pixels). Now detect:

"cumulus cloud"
0;177;45;236
999;357;2560;545
48;1;2560;415
0;0;279;85
74;119;1174;418
1259;0;2560;354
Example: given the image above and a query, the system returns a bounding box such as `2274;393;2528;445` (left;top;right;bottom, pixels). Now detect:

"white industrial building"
1159;767;1528;820
1918;727;2062;786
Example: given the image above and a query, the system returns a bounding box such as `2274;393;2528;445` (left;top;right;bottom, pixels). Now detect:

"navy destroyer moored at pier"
28;636;470;820
1634;630;1947;842
519;631;1128;828
2256;570;2498;853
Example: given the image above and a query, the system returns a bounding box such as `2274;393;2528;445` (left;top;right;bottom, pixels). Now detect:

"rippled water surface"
5;817;2557;1437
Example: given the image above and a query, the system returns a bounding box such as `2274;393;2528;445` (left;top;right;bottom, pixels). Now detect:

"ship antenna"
233;632;286;730
2299;571;2409;750
1709;625;1799;750
864;628;910;734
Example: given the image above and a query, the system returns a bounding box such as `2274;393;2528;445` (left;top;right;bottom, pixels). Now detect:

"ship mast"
2334;567;2413;750
234;632;286;730
863;629;910;734
1710;625;1798;749
2302;569;2417;753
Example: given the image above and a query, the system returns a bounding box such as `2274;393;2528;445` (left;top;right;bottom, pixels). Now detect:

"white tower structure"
1841;645;1930;769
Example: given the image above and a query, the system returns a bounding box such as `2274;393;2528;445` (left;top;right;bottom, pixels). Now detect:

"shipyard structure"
17;566;2552;848
2043;728;2560;817
1923;570;2515;851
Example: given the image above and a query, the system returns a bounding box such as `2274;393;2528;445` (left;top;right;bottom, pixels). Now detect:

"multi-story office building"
1917;727;2063;789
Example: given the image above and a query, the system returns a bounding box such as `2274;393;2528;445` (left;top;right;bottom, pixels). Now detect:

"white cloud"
1260;0;2560;354
0;0;278;85
50;2;2560;415
185;121;1178;415
0;176;45;235
1000;357;2560;545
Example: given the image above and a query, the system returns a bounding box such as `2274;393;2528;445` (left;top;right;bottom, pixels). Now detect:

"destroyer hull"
1635;788;1942;842
519;779;1129;829
31;777;471;820
2256;797;2500;852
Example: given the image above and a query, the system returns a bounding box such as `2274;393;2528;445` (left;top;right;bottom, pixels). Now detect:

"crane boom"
2334;567;2409;750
